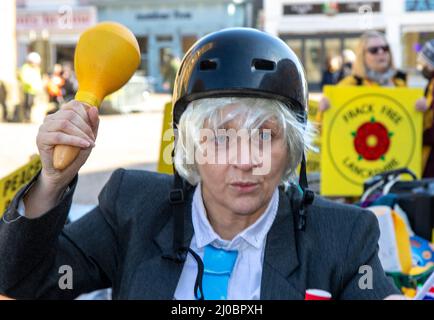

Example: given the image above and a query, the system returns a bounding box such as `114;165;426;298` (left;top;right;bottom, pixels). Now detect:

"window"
136;36;149;74
182;35;197;54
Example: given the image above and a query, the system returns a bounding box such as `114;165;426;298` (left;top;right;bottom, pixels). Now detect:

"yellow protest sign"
321;86;423;196
157;101;174;175
0;155;42;217
306;99;321;174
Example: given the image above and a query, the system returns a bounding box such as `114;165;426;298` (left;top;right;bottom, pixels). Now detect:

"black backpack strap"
162;170;189;263
172;172;188;261
395;70;407;83
353;75;363;86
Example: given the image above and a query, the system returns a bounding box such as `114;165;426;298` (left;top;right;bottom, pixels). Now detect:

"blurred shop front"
401;0;434;87
16;0;97;74
264;0;434;91
86;0;255;92
264;0;385;91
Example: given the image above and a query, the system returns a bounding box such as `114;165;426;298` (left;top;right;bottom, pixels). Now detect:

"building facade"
16;0;257;91
264;0;434;90
16;0;97;74
0;0;18;109
85;0;255;90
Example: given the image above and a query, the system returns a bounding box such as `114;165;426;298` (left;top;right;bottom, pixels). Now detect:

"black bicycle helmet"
172;27;308;127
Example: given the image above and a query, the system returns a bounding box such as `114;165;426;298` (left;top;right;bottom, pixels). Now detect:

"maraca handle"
53;145;81;170
52;92;96;170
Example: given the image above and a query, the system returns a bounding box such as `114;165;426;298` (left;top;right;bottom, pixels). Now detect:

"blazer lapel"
127;187;195;299
260;189;305;300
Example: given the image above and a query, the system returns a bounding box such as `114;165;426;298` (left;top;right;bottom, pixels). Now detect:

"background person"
18;52;43;122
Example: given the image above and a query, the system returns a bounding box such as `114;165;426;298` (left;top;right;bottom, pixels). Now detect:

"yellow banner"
306;99;321;174
321;86;423;196
0;155;42;217
157;101;174;175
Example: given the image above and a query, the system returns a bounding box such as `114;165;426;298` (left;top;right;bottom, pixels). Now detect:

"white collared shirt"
174;184;279;300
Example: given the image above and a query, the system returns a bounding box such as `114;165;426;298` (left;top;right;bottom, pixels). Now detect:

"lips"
230;181;259;193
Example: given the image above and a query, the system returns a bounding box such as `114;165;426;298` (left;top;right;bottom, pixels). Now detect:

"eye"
215;134;228;145
259;130;272;141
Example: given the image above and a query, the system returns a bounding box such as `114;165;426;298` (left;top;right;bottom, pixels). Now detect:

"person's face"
364;37;391;73
196;103;289;217
62;65;73;78
330;56;342;72
53;64;62;75
422;64;434;80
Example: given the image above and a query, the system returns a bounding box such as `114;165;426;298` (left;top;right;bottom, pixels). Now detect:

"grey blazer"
0;169;400;299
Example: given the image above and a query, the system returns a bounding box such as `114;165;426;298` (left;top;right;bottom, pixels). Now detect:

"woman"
0;28;401;300
319;31;407;112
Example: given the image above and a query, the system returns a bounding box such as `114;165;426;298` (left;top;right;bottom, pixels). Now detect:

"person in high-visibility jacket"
18;52;43;122
415;40;434;177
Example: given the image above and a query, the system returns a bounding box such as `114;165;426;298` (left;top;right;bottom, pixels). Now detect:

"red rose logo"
352;117;393;161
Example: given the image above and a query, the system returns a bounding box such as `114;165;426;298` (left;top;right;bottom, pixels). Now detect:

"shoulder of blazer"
296;195;379;261
305;195;374;232
106;168;175;221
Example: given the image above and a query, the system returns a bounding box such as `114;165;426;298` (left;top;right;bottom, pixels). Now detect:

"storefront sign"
136;10;192;21
16;7;96;32
321;86;423;196
283;1;381;15
405;0;434;11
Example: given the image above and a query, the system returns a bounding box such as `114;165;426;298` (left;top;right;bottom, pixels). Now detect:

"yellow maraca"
53;22;141;170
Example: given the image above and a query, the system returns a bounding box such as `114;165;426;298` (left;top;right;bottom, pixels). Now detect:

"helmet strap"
160;165;189;263
295;154;315;231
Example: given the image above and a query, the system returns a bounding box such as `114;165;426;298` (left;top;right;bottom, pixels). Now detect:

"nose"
231;136;261;171
378;47;386;54
234;161;254;171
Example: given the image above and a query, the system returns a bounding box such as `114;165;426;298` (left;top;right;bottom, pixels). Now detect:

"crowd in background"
0;52;78;123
